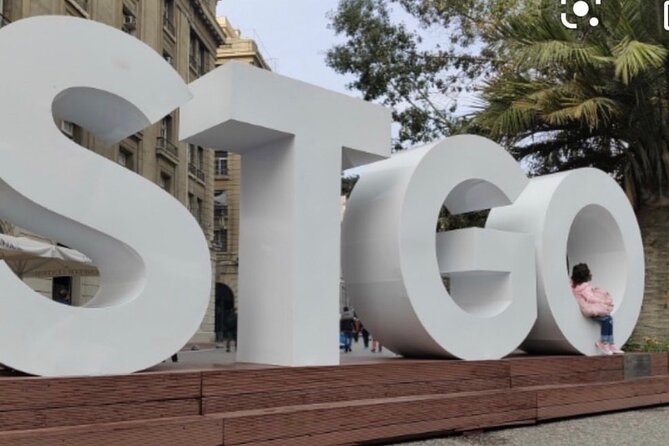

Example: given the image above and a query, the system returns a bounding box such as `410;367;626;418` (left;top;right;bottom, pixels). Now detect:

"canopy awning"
0;234;98;279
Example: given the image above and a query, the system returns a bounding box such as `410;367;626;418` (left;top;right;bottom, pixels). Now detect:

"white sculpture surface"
0;17;211;376
487;169;645;355
180;62;391;366
0;17;646;374
341;136;537;360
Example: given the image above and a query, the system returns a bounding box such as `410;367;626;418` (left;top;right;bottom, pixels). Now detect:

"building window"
189;30;208;77
188;194;203;225
214;191;228;234
1;0;10;27
157;115;178;160
60;120;75;139
188;192;196;215
163;50;174;66
163;0;175;35
159;171;172;193
214;228;228;252
118;148;134;171
215;150;228;176
60;120;83;144
188;145;205;182
160;115;173;140
122;7;137;35
189;144;196;165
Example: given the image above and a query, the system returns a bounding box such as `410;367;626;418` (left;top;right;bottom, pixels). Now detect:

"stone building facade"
210;16;270;337
0;0;224;344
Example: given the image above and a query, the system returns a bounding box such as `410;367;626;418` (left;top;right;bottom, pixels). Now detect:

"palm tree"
472;0;669;341
476;1;668;203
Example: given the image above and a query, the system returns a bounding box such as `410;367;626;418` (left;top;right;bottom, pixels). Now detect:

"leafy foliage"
624;336;669;352
328;0;669;207
327;0;527;149
474;0;669;207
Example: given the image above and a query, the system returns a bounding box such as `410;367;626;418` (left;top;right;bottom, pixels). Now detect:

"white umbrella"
0;234;98;279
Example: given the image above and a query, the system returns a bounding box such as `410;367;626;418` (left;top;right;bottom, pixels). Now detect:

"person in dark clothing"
340;306;355;353
223;309;238;352
54;288;71;305
361;325;370;349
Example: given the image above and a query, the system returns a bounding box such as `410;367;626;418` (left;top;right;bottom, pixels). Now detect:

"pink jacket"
571;282;614;317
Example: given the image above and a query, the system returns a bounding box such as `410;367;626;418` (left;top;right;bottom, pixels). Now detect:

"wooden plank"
512;369;622;388
0;416;223;446
203;377;510;414
508;356;623;387
0;399;200;431
649;352;669;376
216;390;536;445
537;376;669;407
202;361;509;397
0;371;201;412
238;410;536;446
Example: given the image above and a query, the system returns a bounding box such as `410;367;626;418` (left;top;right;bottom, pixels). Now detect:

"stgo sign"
0;17;644;376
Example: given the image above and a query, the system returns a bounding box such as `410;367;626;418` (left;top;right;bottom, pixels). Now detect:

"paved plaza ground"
169;343;669;446
172;336;398;366
397;406;669;446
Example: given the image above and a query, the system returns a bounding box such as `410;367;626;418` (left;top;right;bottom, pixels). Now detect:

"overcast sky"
215;0;355;95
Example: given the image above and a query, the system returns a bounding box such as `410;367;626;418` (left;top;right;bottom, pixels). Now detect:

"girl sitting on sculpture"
571;263;624;355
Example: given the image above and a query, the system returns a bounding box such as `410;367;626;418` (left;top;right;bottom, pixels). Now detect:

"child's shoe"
595;340;612;355
608;344;624;354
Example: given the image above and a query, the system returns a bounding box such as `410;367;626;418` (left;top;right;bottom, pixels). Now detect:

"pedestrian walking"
340;306;355;353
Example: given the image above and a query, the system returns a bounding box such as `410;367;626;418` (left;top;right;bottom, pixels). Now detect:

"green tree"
327;0;531;149
474;0;669;207
328;0;669;206
472;1;669;341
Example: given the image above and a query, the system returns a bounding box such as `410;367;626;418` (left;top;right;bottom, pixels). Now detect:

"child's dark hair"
571;263;591;285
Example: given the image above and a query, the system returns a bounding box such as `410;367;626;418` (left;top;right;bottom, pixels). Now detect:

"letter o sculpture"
487;168;644;355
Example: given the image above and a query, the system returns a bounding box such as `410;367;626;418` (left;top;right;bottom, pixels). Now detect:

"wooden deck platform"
0;353;666;445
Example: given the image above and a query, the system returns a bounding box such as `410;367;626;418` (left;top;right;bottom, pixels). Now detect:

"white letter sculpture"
344;136;644;359
342;136;537;360
487;169;645;356
0;17;646;374
0;17;211;376
180;62;391;366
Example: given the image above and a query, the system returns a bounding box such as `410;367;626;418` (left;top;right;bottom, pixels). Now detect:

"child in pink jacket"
571;263;624;355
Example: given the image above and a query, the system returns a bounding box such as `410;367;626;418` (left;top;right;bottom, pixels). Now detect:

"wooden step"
203;360;510;413
212;389;537;445
0;371;201;431
537;375;669;420
0;416;223;446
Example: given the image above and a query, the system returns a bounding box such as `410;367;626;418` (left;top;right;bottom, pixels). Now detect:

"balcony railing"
156;136;179;160
163;14;175;36
0;14;10;29
189;163;205;182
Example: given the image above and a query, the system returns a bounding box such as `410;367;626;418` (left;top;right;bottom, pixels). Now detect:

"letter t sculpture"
180;62;391;366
